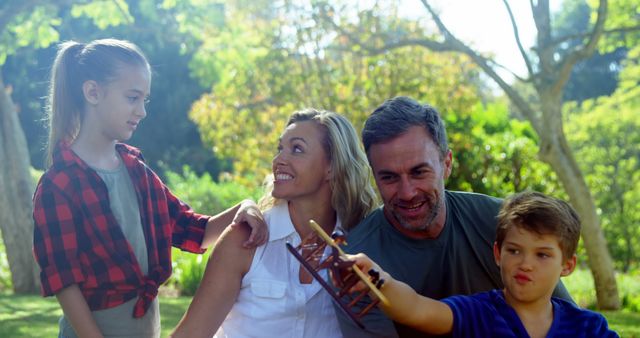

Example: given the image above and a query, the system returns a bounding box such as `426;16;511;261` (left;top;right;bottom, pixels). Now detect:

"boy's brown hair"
496;191;581;259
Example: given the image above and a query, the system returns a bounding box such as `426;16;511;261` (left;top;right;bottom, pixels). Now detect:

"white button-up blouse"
214;202;343;338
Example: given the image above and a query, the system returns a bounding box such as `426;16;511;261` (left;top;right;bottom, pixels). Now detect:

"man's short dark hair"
362;96;448;159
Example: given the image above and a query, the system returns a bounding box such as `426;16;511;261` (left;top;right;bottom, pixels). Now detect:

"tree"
0;0;131;293
565;45;640;272
555;0;626;102
315;0;640;309
186;1;489;186
0;0;66;293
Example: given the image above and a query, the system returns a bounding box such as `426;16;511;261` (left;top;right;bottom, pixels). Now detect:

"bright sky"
399;0;555;78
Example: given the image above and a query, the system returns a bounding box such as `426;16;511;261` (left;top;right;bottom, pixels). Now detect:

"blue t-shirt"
442;289;618;338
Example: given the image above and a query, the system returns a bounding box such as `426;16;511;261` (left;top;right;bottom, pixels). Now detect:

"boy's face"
493;226;576;307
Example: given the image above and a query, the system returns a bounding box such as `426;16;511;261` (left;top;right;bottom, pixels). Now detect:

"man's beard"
391;194;442;232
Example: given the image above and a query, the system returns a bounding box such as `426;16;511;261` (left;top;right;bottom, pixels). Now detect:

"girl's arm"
202;199;268;249
170;223;255;338
348;253;454;335
56;285;104;338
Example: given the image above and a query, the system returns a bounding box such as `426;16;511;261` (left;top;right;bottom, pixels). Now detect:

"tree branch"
502;0;534;77
553;0;608;94
544;24;640;49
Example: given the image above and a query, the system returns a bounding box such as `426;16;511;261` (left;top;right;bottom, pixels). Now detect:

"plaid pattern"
33;142;209;317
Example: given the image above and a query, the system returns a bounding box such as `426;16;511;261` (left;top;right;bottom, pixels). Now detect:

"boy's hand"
343;253;389;294
232;199;268;248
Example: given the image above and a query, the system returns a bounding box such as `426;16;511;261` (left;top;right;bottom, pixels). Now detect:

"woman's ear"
82;80;101;105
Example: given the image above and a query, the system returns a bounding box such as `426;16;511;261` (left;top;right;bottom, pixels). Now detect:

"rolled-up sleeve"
164;185;208;254
33;181;85;296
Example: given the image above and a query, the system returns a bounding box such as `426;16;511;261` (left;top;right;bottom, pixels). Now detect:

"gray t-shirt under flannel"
59;161;160;338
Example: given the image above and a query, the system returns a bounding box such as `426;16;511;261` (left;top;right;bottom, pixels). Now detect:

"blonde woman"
171;109;377;338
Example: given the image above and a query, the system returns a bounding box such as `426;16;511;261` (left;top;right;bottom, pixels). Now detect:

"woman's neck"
288;198;336;239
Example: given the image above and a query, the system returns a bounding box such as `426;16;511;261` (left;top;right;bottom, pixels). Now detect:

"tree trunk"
0;74;40;293
537;103;620;310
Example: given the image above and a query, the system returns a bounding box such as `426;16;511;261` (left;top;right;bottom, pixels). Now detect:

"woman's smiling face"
271;120;331;202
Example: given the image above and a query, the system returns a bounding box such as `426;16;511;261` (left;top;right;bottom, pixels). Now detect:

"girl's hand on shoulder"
232;199;268;248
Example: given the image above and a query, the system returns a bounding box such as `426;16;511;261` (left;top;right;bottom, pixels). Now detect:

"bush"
563;269;640;312
164;166;262;295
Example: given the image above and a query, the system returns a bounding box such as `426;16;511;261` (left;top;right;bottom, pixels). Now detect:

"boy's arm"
201;199;267;249
349;253;454;335
56;285;104;338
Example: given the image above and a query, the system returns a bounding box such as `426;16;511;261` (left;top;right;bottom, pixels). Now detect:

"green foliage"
164;165;262;215
592;0;640;52
187;1;487;186
0;241;10;292
163;166;261;294
169;249;206;296
446;102;562;196
0;4;60;65
70;0;134;29
565;45;640;271
564;269;640;313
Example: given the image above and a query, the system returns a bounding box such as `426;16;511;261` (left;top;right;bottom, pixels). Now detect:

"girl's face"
89;64;151;142
272;120;332;203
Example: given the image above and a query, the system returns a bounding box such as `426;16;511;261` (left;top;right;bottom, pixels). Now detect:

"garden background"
0;0;638;336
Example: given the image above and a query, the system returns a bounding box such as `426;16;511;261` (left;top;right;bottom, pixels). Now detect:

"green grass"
0;294;189;338
0;292;638;337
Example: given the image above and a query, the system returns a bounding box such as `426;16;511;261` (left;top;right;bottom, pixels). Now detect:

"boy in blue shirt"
349;191;618;337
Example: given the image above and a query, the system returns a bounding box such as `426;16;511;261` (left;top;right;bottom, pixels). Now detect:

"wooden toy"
286;220;389;329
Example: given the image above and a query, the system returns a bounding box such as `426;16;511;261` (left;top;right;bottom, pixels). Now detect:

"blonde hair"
259;109;378;230
45;38;149;166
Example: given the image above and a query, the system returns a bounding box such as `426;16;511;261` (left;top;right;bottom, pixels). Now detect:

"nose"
136;102;147;119
273;150;287;167
519;253;534;271
397;176;417;201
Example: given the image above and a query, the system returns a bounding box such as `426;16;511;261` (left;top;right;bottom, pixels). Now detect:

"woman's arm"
201;199;268;249
348;253;454;335
56;285;104;338
170;223;255;338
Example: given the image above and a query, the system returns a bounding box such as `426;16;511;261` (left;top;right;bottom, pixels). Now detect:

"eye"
537;252;551;259
276;144;283;154
506;248;520;255
378;174;397;183
144;96;151;104
127;96;139;103
292;145;303;153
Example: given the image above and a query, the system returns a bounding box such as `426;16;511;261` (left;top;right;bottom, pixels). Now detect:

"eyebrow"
375;162;431;176
504;241;556;251
127;89;148;96
288;136;308;144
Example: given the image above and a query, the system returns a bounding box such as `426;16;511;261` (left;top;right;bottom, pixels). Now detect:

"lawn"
0;293;638;337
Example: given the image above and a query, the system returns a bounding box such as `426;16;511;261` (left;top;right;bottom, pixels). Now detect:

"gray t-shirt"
337;191;572;338
59;161;159;338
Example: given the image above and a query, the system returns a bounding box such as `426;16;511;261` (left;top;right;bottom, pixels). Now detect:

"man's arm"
552;280;574;303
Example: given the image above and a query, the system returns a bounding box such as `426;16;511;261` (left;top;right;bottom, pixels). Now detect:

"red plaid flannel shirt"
33;142;209;317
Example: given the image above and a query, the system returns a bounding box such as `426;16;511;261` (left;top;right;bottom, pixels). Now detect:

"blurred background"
0;0;638;336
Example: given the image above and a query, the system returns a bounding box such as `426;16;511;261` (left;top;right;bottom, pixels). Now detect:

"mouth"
514;273;531;284
274;172;294;182
394;200;427;218
127;121;139;129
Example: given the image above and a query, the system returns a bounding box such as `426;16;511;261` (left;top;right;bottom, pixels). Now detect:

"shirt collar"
52;141;142;170
266;202;342;241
